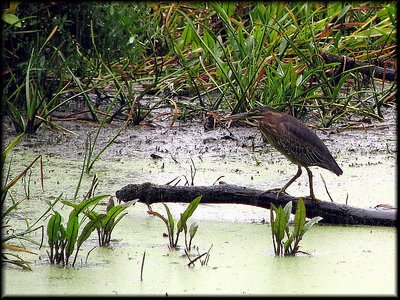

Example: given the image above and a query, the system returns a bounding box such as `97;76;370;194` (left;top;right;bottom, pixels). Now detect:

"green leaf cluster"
270;198;322;256
149;195;202;250
46;195;131;267
89;197;134;246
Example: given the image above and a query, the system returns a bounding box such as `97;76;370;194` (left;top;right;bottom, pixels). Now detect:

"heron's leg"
305;166;317;200
262;166;302;197
280;166;302;194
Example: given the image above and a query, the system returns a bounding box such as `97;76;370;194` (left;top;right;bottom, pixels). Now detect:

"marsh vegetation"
2;2;396;296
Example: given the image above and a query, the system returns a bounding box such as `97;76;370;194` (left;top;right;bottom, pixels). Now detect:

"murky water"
3;213;397;295
2;106;397;296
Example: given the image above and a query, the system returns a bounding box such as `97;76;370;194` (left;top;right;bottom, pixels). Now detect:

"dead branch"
115;182;396;227
320;52;396;81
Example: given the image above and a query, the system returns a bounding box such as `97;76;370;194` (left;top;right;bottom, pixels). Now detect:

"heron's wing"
278;115;340;173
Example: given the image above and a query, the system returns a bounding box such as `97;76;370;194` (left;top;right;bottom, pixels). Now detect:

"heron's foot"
308;194;321;203
260;188;288;199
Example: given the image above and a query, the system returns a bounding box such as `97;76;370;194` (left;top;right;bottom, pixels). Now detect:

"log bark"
115;182;396;227
320;52;396;81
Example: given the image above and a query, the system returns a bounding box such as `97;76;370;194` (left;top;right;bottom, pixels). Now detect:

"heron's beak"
225;109;264;121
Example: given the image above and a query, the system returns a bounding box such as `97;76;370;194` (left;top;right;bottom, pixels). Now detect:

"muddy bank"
2;105;396;161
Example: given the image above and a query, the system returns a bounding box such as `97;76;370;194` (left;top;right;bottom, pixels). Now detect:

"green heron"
227;106;343;200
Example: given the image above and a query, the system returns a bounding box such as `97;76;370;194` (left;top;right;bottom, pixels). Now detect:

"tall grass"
160;2;396;124
2;2;396;133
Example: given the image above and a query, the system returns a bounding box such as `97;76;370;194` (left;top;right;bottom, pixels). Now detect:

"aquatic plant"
87;197;134;246
270;198;322;256
148;195;202;250
47;195;109;267
47;194;134;267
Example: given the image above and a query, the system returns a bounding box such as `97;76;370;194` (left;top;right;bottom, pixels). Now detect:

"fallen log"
115;182;397;227
320;52;396;81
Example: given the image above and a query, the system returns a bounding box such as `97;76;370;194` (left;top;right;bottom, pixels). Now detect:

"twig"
295;250;312;256
85;246;97;264
212;176;225;186
185;250;207;267
202;244;213;266
270;209;277;255
140;251;146;281
165;176;180;186
183;175;189;186
190;158;196;186
320;174;334;202
170;154;178;163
